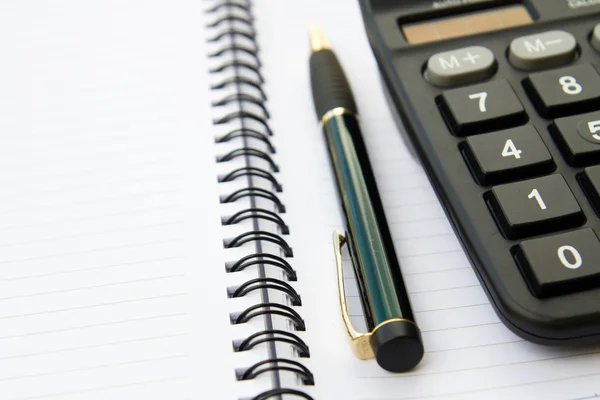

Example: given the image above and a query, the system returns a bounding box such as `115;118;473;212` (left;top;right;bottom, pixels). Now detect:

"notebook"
0;0;599;399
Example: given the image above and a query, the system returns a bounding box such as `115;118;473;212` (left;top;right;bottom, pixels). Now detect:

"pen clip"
333;230;375;360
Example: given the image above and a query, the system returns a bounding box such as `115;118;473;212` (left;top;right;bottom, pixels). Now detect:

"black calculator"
359;0;600;344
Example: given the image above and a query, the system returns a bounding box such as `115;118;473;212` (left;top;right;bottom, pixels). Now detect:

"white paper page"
0;1;238;399
255;0;600;399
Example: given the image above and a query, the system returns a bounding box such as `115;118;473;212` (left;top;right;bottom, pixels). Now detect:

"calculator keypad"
426;23;600;303
369;5;600;339
517;229;600;297
439;79;527;136
524;63;600;118
551;110;600;166
488;174;583;239
464;125;554;185
509;30;577;71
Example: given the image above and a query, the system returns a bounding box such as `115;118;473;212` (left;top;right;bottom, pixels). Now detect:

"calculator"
359;0;600;344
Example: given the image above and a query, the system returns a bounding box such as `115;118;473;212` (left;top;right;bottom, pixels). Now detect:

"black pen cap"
370;319;424;373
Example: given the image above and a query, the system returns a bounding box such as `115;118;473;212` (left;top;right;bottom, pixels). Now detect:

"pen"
309;26;424;372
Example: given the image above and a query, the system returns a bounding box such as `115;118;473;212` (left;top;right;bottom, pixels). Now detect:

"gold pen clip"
333;230;375;360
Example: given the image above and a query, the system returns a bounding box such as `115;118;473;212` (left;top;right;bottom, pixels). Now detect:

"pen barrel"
323;112;415;327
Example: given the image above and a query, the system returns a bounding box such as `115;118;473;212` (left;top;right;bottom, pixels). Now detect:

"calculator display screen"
402;5;533;45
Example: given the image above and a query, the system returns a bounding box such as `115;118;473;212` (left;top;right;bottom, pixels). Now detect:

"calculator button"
488;174;583;239
509;30;577;71
516;229;600;297
580;166;600;212
439;79;527;136
551;110;600;166
591;24;600;52
524;63;600;118
426;46;496;87
464;125;554;185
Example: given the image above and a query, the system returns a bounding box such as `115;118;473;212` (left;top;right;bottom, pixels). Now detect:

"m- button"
426;46;496;87
509;30;577;71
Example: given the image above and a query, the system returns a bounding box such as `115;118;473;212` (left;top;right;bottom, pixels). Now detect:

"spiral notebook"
1;0;600;399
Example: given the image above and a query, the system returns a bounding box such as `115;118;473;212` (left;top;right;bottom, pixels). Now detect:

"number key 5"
551;110;600;166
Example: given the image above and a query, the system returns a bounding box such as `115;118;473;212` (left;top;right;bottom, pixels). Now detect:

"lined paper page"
254;0;600;398
0;1;236;399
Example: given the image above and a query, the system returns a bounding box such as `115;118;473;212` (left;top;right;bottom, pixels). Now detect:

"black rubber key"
464;125;554;185
439;79;527;136
580;165;600;214
488;174;584;239
516;229;600;297
525;63;600;118
551;110;600;166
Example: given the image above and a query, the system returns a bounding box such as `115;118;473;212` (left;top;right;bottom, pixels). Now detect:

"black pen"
309;25;424;372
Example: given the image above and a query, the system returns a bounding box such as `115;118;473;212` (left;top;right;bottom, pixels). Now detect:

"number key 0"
487;174;584;239
516;229;600;297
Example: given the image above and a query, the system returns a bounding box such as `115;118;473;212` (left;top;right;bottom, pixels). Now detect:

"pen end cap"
370;320;424;373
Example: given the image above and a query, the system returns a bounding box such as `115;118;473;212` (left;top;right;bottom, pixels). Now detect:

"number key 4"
463;125;554;185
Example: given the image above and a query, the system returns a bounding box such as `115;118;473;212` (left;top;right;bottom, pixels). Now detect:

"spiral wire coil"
207;1;314;399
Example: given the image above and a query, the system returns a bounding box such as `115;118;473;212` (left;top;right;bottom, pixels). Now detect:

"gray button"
509;30;576;71
591;24;600;52
426;46;496;87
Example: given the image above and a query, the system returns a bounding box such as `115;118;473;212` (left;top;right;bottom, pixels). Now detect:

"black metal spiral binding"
211;77;266;99
216;147;278;170
233;303;306;331
207;1;314;398
206;1;252;14
225;231;293;257
216;130;275;153
230;278;301;305
251;389;314;400
235;330;310;357
227;253;297;281
219;167;281;191
209;29;257;44
239;359;314;385
223;208;289;234
207;15;254;30
221;187;286;213
210;43;259;60
210;60;264;84
213;94;270;117
214;111;272;134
